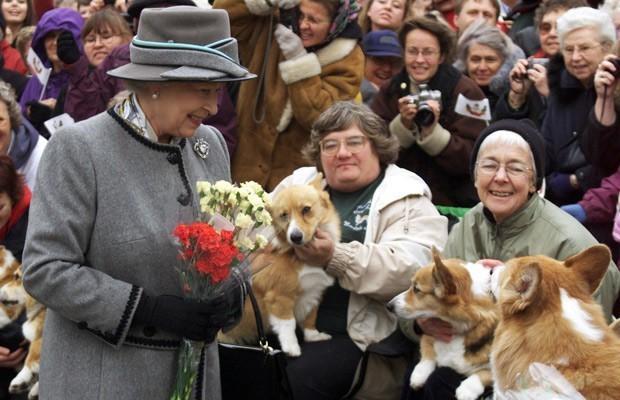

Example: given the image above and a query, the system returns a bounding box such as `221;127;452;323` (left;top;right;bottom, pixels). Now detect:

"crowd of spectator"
0;0;618;398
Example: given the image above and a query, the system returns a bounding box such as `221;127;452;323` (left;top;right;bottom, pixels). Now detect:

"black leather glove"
56;30;80;65
134;293;231;342
26;101;53;126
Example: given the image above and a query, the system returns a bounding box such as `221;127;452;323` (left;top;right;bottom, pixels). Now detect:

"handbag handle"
245;284;273;352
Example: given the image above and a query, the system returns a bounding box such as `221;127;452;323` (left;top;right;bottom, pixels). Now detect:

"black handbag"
218;285;293;400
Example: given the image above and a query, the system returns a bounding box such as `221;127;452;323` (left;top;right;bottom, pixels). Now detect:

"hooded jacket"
19;8;83;113
214;0;364;191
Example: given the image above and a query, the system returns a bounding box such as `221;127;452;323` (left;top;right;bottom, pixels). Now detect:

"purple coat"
19;8;83;111
64;43;240;155
579;168;620;225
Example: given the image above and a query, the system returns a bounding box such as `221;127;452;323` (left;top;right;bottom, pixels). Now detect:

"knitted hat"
470;119;545;190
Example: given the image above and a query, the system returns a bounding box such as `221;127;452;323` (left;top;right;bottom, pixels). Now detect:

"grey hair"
557;7;616;48
303;101;399;172
454;19;510;73
0;81;21;130
475;130;536;185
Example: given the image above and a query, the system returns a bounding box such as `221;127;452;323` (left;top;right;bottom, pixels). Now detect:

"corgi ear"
564;244;610;294
505;262;541;313
309;173;324;190
431;250;456;298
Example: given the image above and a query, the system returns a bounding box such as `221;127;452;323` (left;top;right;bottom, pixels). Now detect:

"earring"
152;92;159;100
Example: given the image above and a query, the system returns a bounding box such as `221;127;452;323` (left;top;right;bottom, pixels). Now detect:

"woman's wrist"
508;91;525;110
594;96;617;126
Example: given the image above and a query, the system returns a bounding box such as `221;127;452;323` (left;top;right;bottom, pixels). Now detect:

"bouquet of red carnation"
170;180;272;400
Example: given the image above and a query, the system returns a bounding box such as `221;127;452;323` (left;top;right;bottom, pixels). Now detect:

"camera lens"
414;105;435;127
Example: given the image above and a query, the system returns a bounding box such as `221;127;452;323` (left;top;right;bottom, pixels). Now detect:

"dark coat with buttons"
22;110;231;399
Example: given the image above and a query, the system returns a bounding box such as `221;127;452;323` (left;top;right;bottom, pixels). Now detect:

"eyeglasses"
406;47;440;59
562;43;602;57
476;159;532;178
320;136;368;155
84;32;121;45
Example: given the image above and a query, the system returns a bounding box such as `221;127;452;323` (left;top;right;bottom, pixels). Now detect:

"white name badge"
44;113;75;136
454;94;491;121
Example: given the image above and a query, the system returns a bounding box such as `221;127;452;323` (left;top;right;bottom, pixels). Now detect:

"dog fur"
220;174;341;356
388;247;498;400
0;247;45;400
491;244;620;400
0;248;25;328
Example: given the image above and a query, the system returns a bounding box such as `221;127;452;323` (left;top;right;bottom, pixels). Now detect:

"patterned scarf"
325;0;361;43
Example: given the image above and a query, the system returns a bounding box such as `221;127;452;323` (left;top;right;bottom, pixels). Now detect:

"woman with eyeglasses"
214;0;364;191
272;101;448;400
371;17;486;208
497;7;616;208
495;0;587;127
399;118;620;400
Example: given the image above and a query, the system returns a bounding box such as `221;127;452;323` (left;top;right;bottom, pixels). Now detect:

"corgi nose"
386;300;395;313
290;231;303;245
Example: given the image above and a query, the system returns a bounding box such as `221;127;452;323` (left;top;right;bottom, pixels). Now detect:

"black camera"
607;57;620;79
408;84;442;127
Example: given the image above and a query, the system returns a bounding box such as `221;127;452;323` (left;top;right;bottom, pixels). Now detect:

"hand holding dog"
0;345;26;368
293;228;335;267
417;317;453;343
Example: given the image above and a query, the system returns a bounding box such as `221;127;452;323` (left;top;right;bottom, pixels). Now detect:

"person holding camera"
580;53;620;179
371;16;486;208
214;0;364;191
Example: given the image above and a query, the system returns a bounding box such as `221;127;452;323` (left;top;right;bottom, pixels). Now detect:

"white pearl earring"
152;92;159;100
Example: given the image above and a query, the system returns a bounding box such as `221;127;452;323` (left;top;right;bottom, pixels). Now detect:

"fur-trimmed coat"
21;111;231;399
214;0;364;190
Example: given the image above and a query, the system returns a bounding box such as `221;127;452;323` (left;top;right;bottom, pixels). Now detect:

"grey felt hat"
108;6;255;82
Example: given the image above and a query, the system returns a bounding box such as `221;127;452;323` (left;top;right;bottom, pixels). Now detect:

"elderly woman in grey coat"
21;7;254;400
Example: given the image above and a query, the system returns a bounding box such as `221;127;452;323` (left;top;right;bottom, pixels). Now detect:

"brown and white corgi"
0;249;46;400
220;174;340;356
0;247;25;328
491;245;620;399
388;247;498;400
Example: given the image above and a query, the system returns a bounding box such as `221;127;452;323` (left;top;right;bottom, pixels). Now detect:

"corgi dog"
0;247;26;328
491;245;620;399
220;174;341;356
0;252;46;400
388;247;498;400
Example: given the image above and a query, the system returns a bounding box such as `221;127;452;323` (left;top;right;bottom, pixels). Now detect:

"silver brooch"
193;138;210;159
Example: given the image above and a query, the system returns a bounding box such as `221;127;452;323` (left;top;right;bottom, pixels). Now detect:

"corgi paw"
455;374;484;400
281;340;301;357
303;328;331;342
409;359;436;389
9;368;33;394
27;381;39;400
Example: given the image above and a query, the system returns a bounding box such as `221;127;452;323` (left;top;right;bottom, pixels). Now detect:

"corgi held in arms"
220;174;341;356
388;247;498;400
491;244;620;400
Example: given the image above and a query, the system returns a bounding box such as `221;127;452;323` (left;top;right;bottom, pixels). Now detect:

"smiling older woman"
21;7;255;400
400;118;620;400
274;101;447;400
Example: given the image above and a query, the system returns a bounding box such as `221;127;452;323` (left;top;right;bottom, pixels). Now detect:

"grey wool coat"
22;110;231;400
